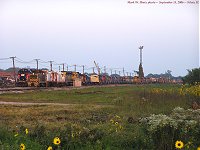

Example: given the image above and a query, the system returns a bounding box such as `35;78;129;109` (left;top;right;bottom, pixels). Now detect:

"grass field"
0;84;199;150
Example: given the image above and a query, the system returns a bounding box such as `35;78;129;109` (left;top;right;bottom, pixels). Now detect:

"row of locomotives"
27;69;47;87
16;68;33;87
27;70;83;87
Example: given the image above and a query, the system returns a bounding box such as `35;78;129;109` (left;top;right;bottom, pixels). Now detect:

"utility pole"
59;66;61;72
34;59;40;70
82;65;85;74
62;63;64;71
67;65;69;71
10;56;16;86
104;66;106;74
123;67;125;76
49;61;53;71
74;65;76;72
127;72;128;76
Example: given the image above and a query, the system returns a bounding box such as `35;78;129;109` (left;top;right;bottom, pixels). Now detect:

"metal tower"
138;46;144;78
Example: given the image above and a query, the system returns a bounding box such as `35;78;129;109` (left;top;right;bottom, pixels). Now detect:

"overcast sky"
0;0;199;76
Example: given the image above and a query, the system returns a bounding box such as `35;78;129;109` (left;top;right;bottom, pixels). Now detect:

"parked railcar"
46;71;58;87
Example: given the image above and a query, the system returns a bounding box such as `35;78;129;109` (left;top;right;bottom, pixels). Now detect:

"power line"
0;57;10;60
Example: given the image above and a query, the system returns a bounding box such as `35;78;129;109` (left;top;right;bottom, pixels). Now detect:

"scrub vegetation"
0;84;199;150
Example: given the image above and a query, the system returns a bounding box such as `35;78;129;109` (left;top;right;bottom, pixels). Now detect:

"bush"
140;107;200;150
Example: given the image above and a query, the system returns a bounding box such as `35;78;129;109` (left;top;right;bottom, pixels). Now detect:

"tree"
182;68;200;85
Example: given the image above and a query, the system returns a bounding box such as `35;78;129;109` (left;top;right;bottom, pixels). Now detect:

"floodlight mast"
139;46;143;65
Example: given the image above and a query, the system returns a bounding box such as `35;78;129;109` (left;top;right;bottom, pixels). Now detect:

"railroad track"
0;87;46;92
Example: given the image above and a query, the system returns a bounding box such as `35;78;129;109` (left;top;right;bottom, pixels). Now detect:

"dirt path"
0;101;113;108
0;101;74;106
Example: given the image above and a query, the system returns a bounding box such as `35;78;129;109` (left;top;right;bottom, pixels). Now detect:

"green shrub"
140;107;200;149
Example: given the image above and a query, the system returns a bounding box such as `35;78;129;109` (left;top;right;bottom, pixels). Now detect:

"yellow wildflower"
119;125;123;130
175;140;184;149
115;122;119;126
115;115;121;119
25;128;28;134
20;143;25;150
110;119;114;124
47;146;53;150
197;146;200;150
53;137;61;145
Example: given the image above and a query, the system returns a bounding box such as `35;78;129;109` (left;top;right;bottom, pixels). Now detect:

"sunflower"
47;146;53;150
175;140;184;149
53;137;61;145
25;128;28;134
20;143;25;150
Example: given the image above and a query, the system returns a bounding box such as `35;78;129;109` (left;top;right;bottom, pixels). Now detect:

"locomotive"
16;68;148;87
16;68;33;87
